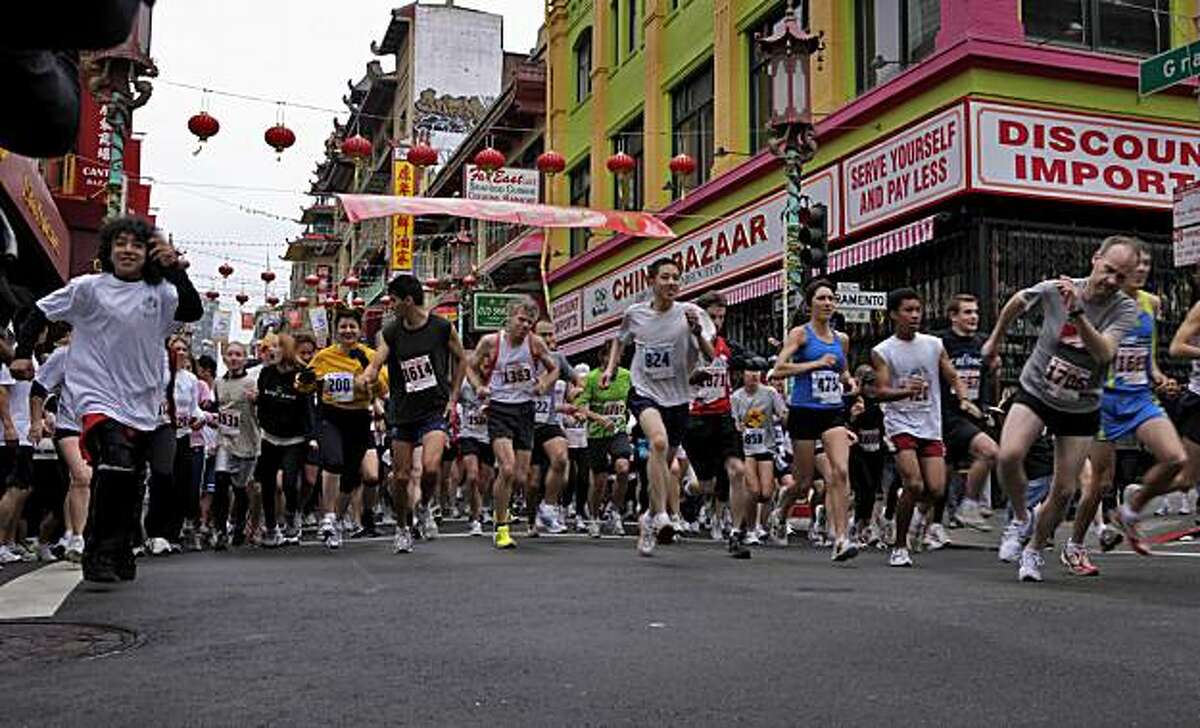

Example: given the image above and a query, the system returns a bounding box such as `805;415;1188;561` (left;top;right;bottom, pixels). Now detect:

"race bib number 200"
325;372;355;403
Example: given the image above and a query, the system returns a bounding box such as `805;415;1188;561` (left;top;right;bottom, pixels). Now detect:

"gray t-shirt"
873;333;945;441
618;301;715;408
731;385;787;455
1018;279;1138;413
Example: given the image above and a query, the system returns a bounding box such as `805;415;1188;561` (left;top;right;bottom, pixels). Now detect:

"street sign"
1139;41;1200;96
1174;182;1200;267
836;289;886;310
842;309;871;324
472;292;526;331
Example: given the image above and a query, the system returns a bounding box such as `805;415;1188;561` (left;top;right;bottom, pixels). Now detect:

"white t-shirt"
37;273;180;432
161;369;205;439
0;363;35;446
618;301;715;408
34;346;78;432
872;332;945;441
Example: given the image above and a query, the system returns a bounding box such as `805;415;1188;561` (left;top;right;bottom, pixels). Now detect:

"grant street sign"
1140;41;1200;96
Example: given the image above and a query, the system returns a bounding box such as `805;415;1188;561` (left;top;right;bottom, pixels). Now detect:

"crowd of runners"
1;218;1198;585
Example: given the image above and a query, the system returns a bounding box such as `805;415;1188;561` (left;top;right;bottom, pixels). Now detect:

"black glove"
347;348;370;369
296;367;317;386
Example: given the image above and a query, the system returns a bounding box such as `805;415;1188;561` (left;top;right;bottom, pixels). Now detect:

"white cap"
574;363;591;377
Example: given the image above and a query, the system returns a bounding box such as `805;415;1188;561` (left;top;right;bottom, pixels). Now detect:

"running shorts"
787;406;847;442
944;412;984;464
683;413;742;481
628;391;688;449
532;424;566;467
1098;389;1165;442
390;412;449;444
1012;387;1099;438
486;401;535;451
890;434;946;458
318;406;372;491
458;437;494;468
588;433;632;473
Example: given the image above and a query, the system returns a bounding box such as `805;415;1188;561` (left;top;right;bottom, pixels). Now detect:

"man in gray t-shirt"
982;236;1139;583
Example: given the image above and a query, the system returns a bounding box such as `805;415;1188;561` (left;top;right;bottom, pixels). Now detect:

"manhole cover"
0;621;141;662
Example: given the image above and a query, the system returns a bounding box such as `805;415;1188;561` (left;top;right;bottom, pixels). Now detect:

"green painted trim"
839;0;857;103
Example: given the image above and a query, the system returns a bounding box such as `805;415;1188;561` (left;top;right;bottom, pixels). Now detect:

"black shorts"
747;452;775;462
944;412;984;463
458;437;494;468
1013;387;1099;438
683;413;742;481
53;428;80;442
0;445;35;490
441;441;458;463
787;407;847;441
532;424;566;467
486;401;535;451
390;413;449;444
1175;390;1200;445
588;433;632;473
627;391;689;449
318;406;372;491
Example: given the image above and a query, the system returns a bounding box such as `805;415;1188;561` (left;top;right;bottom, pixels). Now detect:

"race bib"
218;410;241;436
857;429;881;453
500;362;534;387
811;370;843;405
600;401;627;430
1044;355;1092;402
898;373;931;409
696;359;729;403
959;368;981;402
534;395;554;424
464;408;488;431
325;372;355;403
742;427;766;453
177;414;192;430
642;345;673;380
1114;346;1148;386
401;355;437;393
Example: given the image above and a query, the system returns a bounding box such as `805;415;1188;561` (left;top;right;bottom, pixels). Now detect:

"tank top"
488;332;535;405
691;337;733;416
1106;290;1155;395
790;323;846;410
384;313;453;424
459;381;489;442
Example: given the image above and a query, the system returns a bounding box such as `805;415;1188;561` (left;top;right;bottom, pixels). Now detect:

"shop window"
1022;0;1169;57
855;0;940;93
748;1;809;154
627;0;638;54
575;29;593;103
671;62;715;195
612;115;644;211
569;160;590;256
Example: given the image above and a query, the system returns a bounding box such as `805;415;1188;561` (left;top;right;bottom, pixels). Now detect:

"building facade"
545;0;1199;384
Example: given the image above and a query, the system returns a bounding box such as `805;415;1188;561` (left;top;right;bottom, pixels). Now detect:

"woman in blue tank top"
770;279;858;562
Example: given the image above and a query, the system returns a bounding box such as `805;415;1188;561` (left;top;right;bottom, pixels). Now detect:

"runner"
210;341;261;550
600;257;715;556
848;365;886;548
938;294;998;537
298;308;388;550
360;274;466;554
771;279;859;561
870;288;976;568
576;360;633;537
10;215;202;582
255;333;315;547
528;319;578;535
982;236;1140;581
0;314;38;565
192;354;219;549
682;291;746;545
292;334;321;526
563;363;592;533
457;376;494;536
729;363;787;559
469;296;559;549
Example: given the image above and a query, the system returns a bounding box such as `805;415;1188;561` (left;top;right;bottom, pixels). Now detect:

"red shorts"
890;434;946;458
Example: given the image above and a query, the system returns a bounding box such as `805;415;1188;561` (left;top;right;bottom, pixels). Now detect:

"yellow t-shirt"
307;343;388;410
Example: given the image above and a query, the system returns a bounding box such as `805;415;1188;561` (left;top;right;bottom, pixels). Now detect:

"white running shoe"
36;543;57;562
752;525;768;543
923;523;950;551
421;506;440;539
767;508;788;546
709;511;724;541
319;514;336;543
66;535;85;562
832;538;859;562
393;528;413;554
744;529;761;546
671;514;687;538
148;537;171;556
537;503;567;534
0;544;24;563
637;512;656;557
955;499;992;532
605;508;626;536
261;528;284;548
588;519;602;538
1018;548;1044;582
575;514;589;534
653;511;675;545
889;547;913;567
468;520;484;537
999;516;1029;563
326;520;342;550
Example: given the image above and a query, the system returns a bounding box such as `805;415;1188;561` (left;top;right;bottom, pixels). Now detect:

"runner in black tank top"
362;275;468;554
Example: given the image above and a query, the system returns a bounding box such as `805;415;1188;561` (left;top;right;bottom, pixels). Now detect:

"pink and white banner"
827;215;937;273
337;194;674;238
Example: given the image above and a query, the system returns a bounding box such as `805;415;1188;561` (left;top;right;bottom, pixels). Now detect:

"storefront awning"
481;231;543;276
828;215;937;274
722;269;782;305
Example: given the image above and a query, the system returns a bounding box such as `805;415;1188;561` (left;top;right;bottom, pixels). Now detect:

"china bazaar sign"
970;100;1200;207
843;106;965;234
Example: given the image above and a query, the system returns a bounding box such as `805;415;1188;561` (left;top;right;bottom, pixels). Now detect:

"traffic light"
797;202;828;272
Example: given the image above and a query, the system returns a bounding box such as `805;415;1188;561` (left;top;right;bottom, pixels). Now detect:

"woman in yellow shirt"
298;308;388;549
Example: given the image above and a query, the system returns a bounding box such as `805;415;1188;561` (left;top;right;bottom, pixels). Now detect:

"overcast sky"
136;0;541;330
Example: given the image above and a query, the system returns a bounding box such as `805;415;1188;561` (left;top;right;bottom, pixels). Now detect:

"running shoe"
393;528;414;554
752;525;768;543
421;506;440;540
213;531;230;552
261;528;284;549
1098;523;1124;552
908;512;927;553
147;537;171;556
767;508;788;546
832;538;859;562
50;535;70;560
1018;548;1044;582
653;511;675;545
709;510;724;542
468;519;484;537
494;525;516;550
81;552;119;583
744;529;761;546
588;519;601;538
36;543;57;562
888;547;912;567
1060;542;1099;577
431;503;443;524
999;513;1031;563
605;508;626;537
637;512;656;557
882;518;896;548
283;521;301;545
537;503;567;534
327;523;342;550
1113;507;1151;556
671;514;687;538
979;505;994;518
575;515;589;534
955;499;993;532
727;530;751;560
923;523;950;551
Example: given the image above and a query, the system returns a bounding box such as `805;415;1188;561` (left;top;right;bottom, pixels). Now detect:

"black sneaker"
82;552;120;583
231;530;246;547
213;531;229;552
727;531;751;560
116;551;137;581
350;526;379;539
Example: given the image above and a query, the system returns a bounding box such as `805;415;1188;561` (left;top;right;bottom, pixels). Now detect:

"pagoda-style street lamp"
758;0;823;339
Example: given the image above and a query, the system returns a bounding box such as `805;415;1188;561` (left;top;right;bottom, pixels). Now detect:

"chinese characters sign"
391;156;415;272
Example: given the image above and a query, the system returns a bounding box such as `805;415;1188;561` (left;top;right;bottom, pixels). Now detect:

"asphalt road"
3;530;1199;727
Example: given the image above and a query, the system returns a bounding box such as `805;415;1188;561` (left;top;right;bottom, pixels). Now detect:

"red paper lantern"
187;112;220;148
462;274;477;288
474;146;505;172
205;290;220;301
235;293;250;306
294;297;309;308
264;123;296;158
406;143;439;168
669;153;697;177
266;295;280;306
341;134;372;161
352;297;366;308
260;270;277;284
606;151;636;178
304;273;320;287
343;275;360;290
424;277;440;290
218;263;234;279
536;150;566;176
